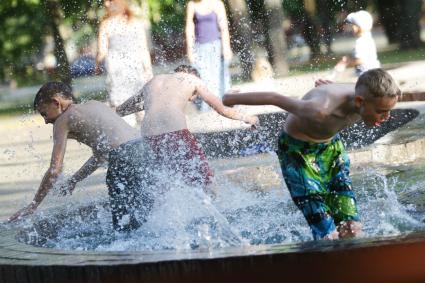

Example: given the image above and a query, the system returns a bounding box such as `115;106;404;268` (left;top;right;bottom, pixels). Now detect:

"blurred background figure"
185;0;232;111
334;10;380;77
96;0;152;126
71;46;97;78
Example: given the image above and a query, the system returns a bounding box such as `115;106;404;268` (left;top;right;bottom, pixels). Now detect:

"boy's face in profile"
37;99;62;124
346;24;361;36
356;94;398;127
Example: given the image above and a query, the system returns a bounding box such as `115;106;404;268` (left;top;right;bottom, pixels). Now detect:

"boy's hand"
95;65;103;75
245;115;260;129
315;79;334;87
59;179;77;196
334;56;348;72
8;203;36;222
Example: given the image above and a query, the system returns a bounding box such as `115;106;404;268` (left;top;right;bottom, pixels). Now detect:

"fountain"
2;107;425;283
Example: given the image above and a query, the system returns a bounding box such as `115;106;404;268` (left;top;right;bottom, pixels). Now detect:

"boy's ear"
51;97;61;107
354;95;364;108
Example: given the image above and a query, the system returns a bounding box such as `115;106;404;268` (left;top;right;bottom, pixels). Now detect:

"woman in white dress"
96;0;152;126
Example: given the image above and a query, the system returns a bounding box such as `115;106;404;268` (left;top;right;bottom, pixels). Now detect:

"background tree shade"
0;0;423;86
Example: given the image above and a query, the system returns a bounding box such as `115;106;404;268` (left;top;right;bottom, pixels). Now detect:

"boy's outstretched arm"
8;121;69;222
59;154;105;195
115;87;145;116
223;91;308;117
196;83;259;126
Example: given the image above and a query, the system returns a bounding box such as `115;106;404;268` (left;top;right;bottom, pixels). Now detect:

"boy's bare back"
57;100;139;156
140;72;203;136
116;68;259;136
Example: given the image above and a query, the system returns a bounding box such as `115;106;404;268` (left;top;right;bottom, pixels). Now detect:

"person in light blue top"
335;10;380;76
185;0;232;111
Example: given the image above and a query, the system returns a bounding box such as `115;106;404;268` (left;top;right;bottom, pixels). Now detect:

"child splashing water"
223;69;401;240
8;82;140;223
111;65;259;231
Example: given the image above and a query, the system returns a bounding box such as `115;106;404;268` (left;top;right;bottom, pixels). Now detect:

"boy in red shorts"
111;65;258;231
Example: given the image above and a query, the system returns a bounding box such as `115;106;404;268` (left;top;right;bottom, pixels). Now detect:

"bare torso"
140;73;198;136
284;83;361;142
58;101;140;156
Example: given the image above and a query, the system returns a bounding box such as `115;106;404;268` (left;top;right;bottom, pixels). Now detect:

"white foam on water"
10;163;425;251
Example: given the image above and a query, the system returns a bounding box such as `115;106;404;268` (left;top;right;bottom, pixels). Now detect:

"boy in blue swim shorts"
224;69;401;239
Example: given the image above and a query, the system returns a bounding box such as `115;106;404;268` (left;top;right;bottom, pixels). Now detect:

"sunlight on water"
12;157;425;252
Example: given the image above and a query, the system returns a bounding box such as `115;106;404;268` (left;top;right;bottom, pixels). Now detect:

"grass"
288;46;425;75
0;104;33;117
379;46;425;65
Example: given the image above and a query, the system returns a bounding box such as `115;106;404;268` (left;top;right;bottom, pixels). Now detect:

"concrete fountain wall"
1;104;425;283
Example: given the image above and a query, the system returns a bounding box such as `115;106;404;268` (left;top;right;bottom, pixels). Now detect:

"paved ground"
1;60;425;222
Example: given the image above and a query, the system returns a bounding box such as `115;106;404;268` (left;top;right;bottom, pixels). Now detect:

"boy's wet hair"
34;82;75;110
355;68;401;98
174;65;201;78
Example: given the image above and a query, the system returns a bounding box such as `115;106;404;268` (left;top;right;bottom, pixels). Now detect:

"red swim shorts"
145;129;213;187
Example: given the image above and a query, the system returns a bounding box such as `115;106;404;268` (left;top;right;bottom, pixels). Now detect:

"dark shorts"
106;130;213;232
106;139;156;232
277;132;360;239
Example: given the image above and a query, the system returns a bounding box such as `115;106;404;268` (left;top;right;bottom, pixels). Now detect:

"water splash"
11;161;425;252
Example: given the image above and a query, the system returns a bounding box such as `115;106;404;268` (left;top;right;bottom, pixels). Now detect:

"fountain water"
2;108;425;283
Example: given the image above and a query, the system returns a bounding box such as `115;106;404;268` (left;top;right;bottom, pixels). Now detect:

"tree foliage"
0;0;423;85
0;0;46;83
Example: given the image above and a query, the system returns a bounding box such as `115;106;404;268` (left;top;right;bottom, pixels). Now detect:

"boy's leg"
277;133;338;240
177;130;213;188
327;148;362;238
282;167;336;240
106;140;155;232
148;130;214;190
106;161;141;232
337;220;362;238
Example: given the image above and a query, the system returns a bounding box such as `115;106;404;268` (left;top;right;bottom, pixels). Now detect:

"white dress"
103;18;151;126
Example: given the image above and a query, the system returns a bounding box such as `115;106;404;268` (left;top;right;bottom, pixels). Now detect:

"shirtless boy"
8;82;140;224
223;68;401;240
110;65;259;230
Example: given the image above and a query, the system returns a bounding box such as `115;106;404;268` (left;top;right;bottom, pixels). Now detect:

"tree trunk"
284;0;321;59
44;0;71;85
375;0;401;44
263;0;289;77
225;0;255;80
398;0;422;49
315;0;333;54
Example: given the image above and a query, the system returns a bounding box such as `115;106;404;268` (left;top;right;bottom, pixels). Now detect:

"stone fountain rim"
1;227;425;266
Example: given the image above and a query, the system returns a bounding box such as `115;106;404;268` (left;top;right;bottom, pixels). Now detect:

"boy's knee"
323;230;339;240
337;220;362;239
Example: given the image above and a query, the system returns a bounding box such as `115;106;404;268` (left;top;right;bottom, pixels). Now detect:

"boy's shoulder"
77;100;110;110
310;83;354;100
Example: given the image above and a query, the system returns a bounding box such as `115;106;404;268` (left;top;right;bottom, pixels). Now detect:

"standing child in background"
223;69;400;240
335;10;380;77
8;82;141;226
185;0;232;111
